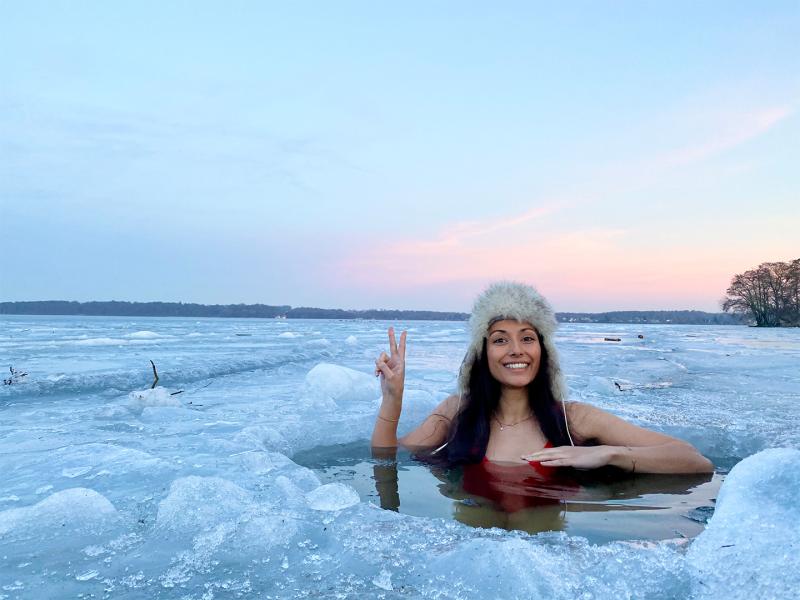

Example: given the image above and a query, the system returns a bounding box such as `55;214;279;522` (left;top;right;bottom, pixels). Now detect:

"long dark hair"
441;335;571;466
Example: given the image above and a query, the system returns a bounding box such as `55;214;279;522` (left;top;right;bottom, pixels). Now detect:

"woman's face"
485;320;541;389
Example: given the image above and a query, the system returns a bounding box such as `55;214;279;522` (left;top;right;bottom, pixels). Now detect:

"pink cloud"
336;211;796;311
340;223;628;289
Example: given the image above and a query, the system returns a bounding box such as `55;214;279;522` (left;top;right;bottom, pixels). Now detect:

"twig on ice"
149;360;159;389
3;366;28;385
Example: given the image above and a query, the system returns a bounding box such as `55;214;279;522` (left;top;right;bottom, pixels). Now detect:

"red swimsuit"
461;441;577;512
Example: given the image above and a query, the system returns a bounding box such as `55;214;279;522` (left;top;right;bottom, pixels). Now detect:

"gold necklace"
493;413;533;431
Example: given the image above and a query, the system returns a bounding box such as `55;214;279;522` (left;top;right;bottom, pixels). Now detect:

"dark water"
295;441;722;545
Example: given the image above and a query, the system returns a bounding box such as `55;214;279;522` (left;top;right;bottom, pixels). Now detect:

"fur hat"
457;281;568;402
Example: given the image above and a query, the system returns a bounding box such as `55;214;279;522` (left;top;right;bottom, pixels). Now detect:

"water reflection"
371;447;401;511
371;447;713;536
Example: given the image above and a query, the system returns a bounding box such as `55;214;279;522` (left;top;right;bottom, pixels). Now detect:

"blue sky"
1;2;798;311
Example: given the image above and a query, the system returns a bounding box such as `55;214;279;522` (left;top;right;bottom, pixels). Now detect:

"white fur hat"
457;281;568;401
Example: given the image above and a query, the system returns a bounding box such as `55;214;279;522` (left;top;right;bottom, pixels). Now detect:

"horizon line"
0;298;733;316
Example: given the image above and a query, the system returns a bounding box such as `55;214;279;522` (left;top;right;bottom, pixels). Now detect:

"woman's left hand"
522;445;615;469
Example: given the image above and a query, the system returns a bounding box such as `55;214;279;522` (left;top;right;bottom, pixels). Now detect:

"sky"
1;1;798;312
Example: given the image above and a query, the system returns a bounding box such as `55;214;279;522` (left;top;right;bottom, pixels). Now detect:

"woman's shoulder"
435;394;462;420
564;401;607;442
565;400;612;418
564;400;588;420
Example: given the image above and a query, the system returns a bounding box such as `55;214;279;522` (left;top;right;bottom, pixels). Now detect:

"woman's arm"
523;402;714;474
370;328;407;448
370;327;461;450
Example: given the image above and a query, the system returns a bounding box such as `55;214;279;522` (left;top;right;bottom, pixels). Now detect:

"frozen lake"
1;315;798;599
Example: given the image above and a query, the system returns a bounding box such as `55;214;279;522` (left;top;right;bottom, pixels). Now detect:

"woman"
371;281;713;474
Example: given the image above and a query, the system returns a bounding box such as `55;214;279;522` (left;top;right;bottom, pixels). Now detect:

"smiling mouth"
503;362;529;370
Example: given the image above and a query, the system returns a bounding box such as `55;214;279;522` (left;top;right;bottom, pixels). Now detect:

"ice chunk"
127;387;182;410
303;363;379;408
155;476;253;533
273;475;308;509
0;488;118;538
125;331;161;339
372;568;393;591
234;426;292;454
237;450;284;475
237;451;320;492
75;569;99;581
289;465;322;492
152;476;309;589
345;335;358;345
688;448;800;600
278;331;299;338
306;483;360;511
236;448;296;472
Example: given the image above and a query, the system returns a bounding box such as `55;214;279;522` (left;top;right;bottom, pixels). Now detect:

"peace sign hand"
375;327;407;403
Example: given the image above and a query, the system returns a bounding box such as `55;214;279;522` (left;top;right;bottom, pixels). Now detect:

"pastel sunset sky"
2;2;798;312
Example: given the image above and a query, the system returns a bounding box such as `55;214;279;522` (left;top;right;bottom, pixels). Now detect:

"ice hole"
294;440;722;544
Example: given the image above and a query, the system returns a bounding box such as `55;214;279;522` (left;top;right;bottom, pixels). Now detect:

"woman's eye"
491;337;507;344
523;336;537;343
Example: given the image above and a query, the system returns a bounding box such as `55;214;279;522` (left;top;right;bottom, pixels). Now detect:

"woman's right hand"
375;327;407;402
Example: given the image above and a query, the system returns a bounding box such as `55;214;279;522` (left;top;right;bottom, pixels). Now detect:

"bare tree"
723;259;800;326
787;259;800;325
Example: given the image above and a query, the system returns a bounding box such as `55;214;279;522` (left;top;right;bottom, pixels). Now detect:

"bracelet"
378;415;399;423
625;446;637;474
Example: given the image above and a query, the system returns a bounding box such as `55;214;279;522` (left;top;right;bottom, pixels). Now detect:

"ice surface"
1;316;799;598
74;336;126;346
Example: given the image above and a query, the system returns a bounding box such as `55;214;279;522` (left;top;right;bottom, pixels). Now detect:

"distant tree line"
558;310;745;325
0;300;467;321
285;307;468;320
722;259;800;327
0;301;291;319
1;300;743;325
